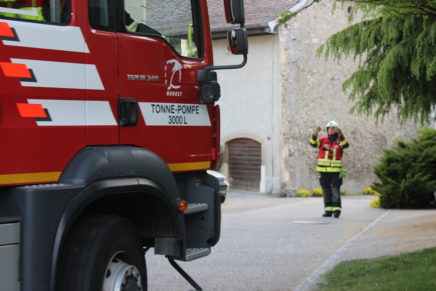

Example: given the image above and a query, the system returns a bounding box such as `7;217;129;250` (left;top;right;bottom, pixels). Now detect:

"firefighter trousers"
319;172;342;212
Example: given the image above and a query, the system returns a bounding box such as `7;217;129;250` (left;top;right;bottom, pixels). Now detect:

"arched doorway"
227;138;261;191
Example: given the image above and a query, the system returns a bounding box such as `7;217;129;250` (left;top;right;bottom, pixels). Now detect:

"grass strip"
317;246;436;291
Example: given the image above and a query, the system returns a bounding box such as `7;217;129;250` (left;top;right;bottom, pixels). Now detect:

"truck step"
185;248;211;261
184;203;208;215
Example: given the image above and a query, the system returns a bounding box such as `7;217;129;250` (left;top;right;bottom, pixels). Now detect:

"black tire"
57;215;147;291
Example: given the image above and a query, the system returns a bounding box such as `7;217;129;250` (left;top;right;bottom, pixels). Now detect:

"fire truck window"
0;0;70;24
88;0;114;30
124;0;201;59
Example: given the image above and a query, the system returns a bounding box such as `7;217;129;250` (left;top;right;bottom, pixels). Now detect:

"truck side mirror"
227;28;248;55
224;0;245;25
197;0;247;103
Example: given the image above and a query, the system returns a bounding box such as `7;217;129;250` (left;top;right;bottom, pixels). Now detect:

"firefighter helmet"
325;120;339;128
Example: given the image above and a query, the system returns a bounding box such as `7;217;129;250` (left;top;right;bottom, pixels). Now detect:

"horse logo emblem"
166;59;182;90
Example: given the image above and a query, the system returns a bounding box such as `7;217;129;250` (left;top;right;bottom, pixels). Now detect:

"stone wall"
278;1;421;195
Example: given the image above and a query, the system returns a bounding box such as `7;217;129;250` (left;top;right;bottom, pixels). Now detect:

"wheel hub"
103;255;142;291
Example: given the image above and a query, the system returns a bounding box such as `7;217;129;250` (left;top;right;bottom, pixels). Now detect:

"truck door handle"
119;97;138;127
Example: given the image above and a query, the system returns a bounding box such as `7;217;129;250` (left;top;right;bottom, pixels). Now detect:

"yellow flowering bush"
370;197;380;208
362;186;380;196
312;188;323;197
296;189;311;197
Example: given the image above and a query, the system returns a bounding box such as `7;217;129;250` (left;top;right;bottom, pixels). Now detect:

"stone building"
208;0;420;195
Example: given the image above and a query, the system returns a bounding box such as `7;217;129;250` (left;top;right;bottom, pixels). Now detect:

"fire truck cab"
0;0;247;290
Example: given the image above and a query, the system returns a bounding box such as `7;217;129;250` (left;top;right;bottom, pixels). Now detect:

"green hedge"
372;129;436;208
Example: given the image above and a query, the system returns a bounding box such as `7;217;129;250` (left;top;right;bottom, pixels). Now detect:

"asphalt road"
146;192;436;291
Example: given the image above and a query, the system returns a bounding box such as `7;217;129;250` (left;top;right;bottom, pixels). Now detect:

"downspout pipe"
267;0;310;33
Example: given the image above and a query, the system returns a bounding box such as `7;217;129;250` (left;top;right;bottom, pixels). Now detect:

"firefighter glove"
313;126;321;136
339;168;347;179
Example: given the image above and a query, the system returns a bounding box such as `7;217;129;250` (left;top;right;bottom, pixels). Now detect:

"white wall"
212;34;282;194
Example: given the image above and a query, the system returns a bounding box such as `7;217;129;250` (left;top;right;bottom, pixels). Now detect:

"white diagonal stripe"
11;59;104;90
1;19;89;53
85;101;117;126
28;99;117;126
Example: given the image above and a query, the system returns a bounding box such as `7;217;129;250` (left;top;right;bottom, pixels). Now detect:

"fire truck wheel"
58;215;147;291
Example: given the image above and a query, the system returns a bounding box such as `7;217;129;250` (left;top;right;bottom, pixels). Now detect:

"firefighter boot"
322;211;333;217
334;210;341;218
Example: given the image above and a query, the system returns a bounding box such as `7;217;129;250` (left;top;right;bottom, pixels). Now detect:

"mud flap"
181;173;221;260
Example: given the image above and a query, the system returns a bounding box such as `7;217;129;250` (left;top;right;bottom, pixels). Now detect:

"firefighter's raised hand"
313;126;322;136
335;127;343;136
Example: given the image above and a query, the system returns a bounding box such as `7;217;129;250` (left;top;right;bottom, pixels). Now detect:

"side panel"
0;3;119;186
0;219;20;291
0;18;87;185
0;185;80;291
0;245;20;291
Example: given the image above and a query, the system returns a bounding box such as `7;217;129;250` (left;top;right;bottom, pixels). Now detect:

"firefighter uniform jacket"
309;134;349;172
0;0;46;21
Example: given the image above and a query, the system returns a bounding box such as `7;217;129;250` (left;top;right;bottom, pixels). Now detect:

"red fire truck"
0;0;247;289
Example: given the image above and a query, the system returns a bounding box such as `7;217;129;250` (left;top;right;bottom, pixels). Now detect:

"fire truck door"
85;0;119;145
117;24;166;150
118;0;214;168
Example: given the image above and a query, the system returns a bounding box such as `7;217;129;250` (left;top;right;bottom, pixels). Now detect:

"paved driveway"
147;192;436;291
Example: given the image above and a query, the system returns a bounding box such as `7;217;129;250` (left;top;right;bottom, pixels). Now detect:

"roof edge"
211;24;276;39
210;0;310;39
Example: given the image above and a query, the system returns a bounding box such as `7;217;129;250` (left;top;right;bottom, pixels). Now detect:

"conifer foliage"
372;129;436;208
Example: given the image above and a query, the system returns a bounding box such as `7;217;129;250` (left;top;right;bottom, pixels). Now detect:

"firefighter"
124;11;160;35
309;120;349;218
0;0;17;18
0;0;45;21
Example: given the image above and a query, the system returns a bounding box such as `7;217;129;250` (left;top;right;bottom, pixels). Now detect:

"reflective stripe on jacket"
309;135;349;172
126;20;138;32
0;0;17;18
0;0;45;21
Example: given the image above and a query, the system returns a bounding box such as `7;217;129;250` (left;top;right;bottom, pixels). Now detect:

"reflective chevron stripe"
11;59;104;90
27;99;117;126
0;19;90;52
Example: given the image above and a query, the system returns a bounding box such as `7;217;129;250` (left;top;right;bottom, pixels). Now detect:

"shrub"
372;129;436;209
370;197;380;208
362;186;380;196
296;189;311;197
312;188;323;197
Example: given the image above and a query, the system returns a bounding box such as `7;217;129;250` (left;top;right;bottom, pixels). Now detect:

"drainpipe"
267;0;310;33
